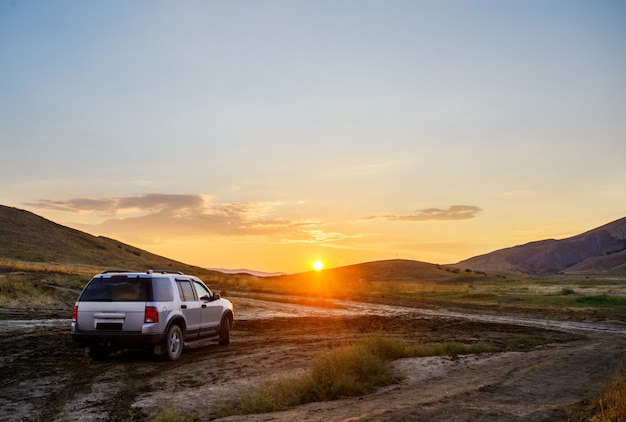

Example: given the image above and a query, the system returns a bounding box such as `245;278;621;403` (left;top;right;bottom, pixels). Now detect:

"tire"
218;315;230;346
164;324;183;361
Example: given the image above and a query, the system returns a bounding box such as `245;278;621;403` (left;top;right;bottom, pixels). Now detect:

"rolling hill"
0;205;217;276
282;258;455;284
453;217;626;275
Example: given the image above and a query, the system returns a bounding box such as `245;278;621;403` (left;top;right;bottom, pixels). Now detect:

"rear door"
175;279;202;339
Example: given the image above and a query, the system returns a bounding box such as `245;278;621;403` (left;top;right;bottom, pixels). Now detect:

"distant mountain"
208;268;287;277
453;217;626;275
0;205;219;276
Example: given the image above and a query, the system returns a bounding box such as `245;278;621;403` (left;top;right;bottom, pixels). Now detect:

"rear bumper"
71;330;164;347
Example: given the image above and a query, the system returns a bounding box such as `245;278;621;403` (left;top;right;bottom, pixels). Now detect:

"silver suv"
71;270;234;361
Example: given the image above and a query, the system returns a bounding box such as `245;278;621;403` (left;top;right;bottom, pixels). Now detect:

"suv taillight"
72;305;78;322
144;306;159;323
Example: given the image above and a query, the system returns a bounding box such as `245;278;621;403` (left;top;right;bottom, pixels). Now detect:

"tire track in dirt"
0;298;623;421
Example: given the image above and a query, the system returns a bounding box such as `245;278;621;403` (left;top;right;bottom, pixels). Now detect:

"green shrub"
576;294;626;306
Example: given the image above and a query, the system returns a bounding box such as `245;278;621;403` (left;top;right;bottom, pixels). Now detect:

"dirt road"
0;297;624;421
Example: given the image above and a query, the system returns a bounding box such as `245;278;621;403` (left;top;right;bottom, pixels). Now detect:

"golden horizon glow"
3;3;624;276
313;260;324;271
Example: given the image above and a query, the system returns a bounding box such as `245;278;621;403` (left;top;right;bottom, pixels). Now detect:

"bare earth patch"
0;297;624;422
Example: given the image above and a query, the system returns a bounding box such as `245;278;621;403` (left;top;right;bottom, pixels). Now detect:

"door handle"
202;304;207;308
181;304;187;309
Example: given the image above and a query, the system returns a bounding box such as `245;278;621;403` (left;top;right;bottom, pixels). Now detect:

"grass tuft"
153;402;199;422
305;340;398;400
219;336;403;417
217;335;500;418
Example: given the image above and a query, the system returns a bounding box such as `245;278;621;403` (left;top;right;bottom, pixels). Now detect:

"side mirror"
213;293;221;301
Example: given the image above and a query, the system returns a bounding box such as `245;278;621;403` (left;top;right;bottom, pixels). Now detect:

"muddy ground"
0;296;625;422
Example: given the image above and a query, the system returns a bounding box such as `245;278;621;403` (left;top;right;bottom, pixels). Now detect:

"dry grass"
216;336;501;418
218;336;404;416
0;258;97;276
0;274;61;306
591;370;626;422
153;402;199;422
0;260;89;307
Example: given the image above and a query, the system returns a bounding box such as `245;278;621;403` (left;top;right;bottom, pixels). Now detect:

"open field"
0;264;625;421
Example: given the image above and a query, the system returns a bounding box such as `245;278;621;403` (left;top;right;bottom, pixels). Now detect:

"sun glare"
313;260;324;271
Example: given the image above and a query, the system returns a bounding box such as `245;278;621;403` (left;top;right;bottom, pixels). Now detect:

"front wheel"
218;316;230;346
164;324;183;361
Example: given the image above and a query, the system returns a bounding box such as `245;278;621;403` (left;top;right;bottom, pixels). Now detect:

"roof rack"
101;270;136;274
146;270;185;275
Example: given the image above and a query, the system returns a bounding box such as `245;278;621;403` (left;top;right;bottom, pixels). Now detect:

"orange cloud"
27;194;357;245
26;194;206;215
365;205;483;222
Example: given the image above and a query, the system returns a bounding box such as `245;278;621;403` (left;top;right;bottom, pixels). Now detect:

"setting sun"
312;260;324;271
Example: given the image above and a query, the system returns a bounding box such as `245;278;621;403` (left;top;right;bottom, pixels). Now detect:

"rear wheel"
218;315;230;346
164;324;183;361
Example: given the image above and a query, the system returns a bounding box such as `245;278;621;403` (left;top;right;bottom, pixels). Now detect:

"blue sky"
1;1;625;272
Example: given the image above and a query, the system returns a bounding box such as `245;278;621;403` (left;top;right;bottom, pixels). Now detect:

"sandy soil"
0;296;624;422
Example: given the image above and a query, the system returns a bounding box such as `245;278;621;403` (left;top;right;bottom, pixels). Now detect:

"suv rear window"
80;277;149;302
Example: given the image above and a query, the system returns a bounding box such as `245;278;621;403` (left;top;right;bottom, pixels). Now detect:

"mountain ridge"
1;204;625;276
453;216;626;275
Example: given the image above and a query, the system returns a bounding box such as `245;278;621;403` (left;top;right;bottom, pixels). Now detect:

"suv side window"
193;280;211;301
176;279;196;302
152;277;174;302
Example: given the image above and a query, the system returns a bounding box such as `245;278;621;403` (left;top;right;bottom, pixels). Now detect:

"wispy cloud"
365;205;483;222
26;194;207;215
26;194;357;244
283;229;364;244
